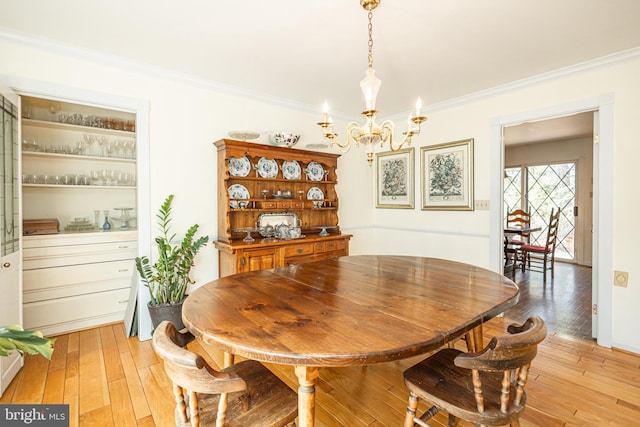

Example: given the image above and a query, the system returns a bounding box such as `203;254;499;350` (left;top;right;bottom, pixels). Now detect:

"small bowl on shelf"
269;132;300;148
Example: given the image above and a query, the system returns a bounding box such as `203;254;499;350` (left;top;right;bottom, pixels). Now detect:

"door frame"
490;93;614;348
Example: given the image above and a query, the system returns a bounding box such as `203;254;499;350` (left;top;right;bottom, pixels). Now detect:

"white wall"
2;37;639;353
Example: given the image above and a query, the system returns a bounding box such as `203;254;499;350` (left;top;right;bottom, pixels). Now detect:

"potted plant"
135;194;209;330
0;325;55;360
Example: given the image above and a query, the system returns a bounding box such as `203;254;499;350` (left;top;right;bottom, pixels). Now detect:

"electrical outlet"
475;200;490;210
614;271;628;287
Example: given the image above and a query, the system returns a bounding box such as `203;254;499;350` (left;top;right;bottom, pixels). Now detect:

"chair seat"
177;360;298;427
403;348;525;426
520;243;546;253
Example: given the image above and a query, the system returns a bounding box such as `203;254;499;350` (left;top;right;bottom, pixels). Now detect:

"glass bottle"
103;210;111;231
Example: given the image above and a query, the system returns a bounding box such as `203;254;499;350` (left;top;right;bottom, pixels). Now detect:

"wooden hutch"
214;139;351;277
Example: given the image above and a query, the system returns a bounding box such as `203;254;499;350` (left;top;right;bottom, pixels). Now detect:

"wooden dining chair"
519;208;561;281
506;209;531;245
403;316;547;427
152;321;298;427
504;209;531;269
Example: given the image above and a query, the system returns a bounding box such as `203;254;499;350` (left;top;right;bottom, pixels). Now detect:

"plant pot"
147;300;185;331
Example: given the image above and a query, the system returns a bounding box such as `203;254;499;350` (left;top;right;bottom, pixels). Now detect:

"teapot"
276;223;290;239
288;226;301;239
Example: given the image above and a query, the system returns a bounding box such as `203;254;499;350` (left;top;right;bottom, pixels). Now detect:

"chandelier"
317;0;427;165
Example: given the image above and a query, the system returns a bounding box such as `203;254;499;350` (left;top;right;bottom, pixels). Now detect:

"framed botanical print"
376;148;414;209
420;138;474;210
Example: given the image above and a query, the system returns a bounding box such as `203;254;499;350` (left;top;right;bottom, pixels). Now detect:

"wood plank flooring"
2;263;638;426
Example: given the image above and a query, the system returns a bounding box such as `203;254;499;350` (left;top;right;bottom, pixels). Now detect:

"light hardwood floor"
2;264;639;426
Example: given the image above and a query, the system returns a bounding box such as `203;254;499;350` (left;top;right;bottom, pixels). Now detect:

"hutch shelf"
214;139;351;277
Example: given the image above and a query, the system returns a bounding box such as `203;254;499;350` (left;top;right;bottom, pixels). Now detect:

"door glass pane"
503;167;522;223
526;163;576;260
1;94;19;256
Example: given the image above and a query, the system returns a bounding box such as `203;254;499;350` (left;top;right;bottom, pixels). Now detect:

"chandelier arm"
323;121;362;152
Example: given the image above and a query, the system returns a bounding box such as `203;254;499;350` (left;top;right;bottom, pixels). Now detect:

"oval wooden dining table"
182;255;520;427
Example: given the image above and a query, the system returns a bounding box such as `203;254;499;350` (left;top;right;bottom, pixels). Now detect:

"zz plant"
135;195;209;306
0;325;55;360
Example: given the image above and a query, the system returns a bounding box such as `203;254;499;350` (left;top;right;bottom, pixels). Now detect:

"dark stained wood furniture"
504;226;541;274
403;316;547;427
182;255;520;427
152;321;298;427
214;139;351;277
520;208;561;281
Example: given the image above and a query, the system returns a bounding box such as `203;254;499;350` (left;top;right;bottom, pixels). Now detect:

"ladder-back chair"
520;208;561;281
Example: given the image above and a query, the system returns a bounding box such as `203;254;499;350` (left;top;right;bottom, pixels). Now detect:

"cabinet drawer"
284;243;314;258
23;259;134;302
259;201;278;209
314;242;327;253
23;241;137;269
23;288;130;334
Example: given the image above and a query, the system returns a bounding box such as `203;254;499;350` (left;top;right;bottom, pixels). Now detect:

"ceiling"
1;0;639;142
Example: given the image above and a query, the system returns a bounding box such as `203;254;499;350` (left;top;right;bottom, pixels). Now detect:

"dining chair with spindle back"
403;316;547;427
152;321;298;427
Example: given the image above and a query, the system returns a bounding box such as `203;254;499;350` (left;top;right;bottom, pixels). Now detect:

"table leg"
470;324;484;352
294;366;320;427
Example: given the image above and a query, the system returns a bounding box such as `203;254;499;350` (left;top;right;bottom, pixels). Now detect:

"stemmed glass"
97;136;109;157
82;134;96;156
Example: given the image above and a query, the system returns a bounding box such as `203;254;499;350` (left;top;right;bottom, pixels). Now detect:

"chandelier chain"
367;10;374;69
317;0;427;165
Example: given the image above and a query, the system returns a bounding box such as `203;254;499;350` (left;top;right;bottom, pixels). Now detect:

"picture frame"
376;148;414;209
420;138;474;210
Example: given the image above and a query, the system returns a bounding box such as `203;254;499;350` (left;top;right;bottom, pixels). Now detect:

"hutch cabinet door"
238;247;280;273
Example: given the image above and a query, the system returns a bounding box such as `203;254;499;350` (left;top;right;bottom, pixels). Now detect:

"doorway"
490;94;615;348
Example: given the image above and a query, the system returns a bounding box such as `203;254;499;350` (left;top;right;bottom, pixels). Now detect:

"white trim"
0;28;346;120
359;224;488;239
491;94;614;349
3;27;638;123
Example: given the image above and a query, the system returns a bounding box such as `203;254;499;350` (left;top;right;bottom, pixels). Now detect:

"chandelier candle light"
317;0;427;165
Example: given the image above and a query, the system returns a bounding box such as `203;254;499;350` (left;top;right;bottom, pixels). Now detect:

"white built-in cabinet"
20;96;138;336
22;231;136;336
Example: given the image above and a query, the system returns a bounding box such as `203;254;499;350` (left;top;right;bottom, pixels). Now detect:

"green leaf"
0;325;55;360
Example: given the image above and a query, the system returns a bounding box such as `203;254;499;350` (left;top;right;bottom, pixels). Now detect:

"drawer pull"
118;269;129;272
118;245;129;249
2;262;10;268
296;248;303;254
118;300;128;304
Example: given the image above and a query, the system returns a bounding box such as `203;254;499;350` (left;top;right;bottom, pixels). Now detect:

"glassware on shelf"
113;208;134;229
102;211;111;231
94;210;100;227
235;228;257;243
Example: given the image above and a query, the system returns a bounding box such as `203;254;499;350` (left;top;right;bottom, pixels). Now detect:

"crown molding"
385;47;640;121
3;27;638;121
0;27;331;117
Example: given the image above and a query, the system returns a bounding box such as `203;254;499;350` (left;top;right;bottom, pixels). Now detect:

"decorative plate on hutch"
228;156;251;177
228;184;250;208
307;186;324;207
256;157;278;178
281;160;301;180
304;161;324;181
